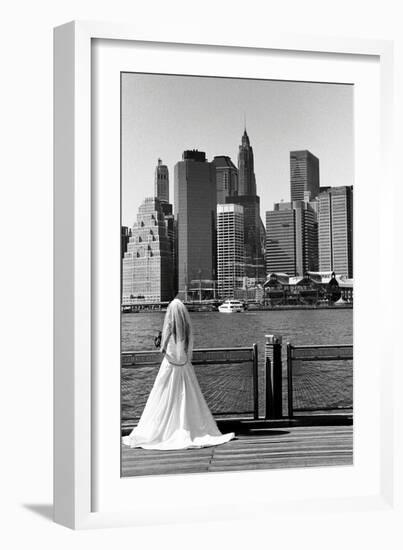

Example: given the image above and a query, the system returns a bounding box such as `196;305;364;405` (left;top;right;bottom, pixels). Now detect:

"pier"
121;337;353;476
122;420;352;477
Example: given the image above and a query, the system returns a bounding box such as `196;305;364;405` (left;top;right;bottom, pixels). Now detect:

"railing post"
265;335;283;418
252;343;259;420
265;357;273;418
287;343;293;418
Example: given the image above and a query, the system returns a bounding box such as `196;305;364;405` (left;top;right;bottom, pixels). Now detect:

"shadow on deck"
121;417;353;477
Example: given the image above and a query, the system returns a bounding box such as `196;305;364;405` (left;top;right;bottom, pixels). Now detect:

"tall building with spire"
154;158;169;205
153;159;177;293
238;129;257;195
226;129;265;280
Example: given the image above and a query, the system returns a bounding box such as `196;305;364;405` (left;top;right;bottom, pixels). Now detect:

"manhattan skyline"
122;73;354;227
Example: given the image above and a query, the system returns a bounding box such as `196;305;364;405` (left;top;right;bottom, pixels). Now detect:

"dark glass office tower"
213;155;238;204
174;150;217;297
290;150;320;202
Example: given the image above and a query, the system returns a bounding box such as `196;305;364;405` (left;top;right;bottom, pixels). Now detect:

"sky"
121;73;354;227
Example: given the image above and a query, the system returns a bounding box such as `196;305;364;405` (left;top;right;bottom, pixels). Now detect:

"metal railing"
121;344;259;422
286;344;353;418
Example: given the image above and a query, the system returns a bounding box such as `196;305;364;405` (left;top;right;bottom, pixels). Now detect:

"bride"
123;298;235;450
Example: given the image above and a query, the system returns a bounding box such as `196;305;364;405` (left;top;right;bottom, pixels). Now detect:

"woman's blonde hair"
161;298;192;353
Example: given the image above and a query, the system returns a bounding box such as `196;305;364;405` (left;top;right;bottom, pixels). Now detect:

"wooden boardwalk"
121;423;353;477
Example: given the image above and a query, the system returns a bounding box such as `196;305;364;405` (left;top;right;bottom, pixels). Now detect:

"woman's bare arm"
160;327;171;354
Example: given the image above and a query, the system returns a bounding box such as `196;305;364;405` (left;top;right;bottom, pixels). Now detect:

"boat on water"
218;299;245;313
121;305;139;313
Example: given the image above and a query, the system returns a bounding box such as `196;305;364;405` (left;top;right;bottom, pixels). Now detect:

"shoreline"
122;304;353;314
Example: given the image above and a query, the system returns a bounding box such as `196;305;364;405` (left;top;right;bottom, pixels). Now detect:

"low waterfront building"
122;197;174;303
187;279;217;302
233;284;264;303
307;270;353;302
263;271;353;305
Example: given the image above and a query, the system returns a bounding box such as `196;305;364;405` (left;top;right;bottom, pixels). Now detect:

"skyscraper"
213;155;238;203
121;226;132;259
121;225;132;299
162;206;177;295
217;204;245;299
238;129;256;195
227;129;265;280
266;201;318;276
154;158;169;205
290;150;320;202
153;159;177;292
174;150;217;296
318;186;353;277
122;197;173;303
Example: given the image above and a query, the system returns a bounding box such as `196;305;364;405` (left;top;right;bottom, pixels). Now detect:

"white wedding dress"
122;335;235;450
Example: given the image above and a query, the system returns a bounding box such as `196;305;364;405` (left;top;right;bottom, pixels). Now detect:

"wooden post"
265;357;274;419
265;335;283;418
287;343;293;418
252;343;259;420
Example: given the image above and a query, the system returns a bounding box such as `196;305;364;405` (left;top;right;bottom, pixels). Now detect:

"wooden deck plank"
121;424;353;477
208;460;352;472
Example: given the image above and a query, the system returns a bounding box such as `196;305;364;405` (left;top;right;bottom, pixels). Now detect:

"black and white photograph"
4;0;401;541
120;72;354;477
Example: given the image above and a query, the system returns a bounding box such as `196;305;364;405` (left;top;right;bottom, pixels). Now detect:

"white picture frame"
54;20;397;530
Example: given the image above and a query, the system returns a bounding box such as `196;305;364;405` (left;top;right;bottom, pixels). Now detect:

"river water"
121;308;353;421
122;308;353;352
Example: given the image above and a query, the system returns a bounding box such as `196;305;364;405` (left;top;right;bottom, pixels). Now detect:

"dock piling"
265;335;283;419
